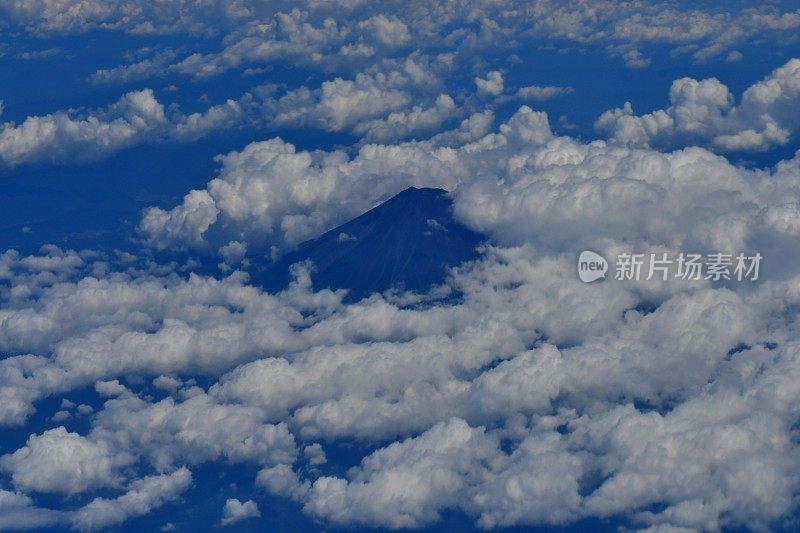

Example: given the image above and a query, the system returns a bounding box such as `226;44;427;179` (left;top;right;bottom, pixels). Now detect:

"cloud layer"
597;59;800;152
4;105;800;529
2;2;800;532
0;89;247;166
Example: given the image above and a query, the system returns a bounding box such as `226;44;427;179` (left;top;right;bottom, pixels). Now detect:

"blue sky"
2;1;800;531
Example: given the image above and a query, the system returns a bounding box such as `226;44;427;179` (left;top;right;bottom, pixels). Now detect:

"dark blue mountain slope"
254;187;485;301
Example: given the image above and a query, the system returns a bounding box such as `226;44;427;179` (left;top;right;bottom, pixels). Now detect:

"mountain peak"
256;187;484;300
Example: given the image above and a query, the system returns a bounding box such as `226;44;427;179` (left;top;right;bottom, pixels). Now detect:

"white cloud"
167;10;351;79
220;498;260;526
358;14;411;46
138;135;461;252
304;418;499;528
725;50;744;62
257;464;310;501
0;89;166;166
171;98;248;142
353;94;457;143
512;85;574;101
71;468;192;532
152;375;183;392
218;240;248;267
475;70;504;96
246;53;463;144
140;99;800;262
124;102;800;528
596;58;800;152
51;1;800;89
90;49;178;84
606;45;652;68
579;398;797;530
0;467;191;531
139;189;220;250
267;74;412;132
0;0;273;36
0;427;132;494
428;110;494;147
15;48;60;60
91;393;298;470
0;489;63;530
95;379;129;397
303;443;327;466
0;89;255;166
51;410;70;422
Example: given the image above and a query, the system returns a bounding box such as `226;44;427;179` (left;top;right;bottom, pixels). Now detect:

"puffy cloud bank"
6;1;799;72
141;71;800;263
3;83;800;530
0;89;246;166
4;2;800;528
597;58;800;152
5;2;800;170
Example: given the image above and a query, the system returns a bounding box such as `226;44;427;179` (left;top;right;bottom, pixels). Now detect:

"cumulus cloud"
152;375;184;392
0;0;276;36
268;74;412;132
166;10;354;79
218;240;249;269
257;464;310;501
475;70;504;96
0;427;132;494
353;94;457;143
71;468;192;531
0;467;191;532
138;135;461;252
220;499;261;526
0;89;167;166
428;110;495;147
606;45;652;69
119;50;453;160
140;100;800;263
53;1;800;88
139;189;220;250
15;48;60;60
95;379;129;397
90;393;298;470
89;49;178;84
37;3;800;161
596;58;800;152
0;89;254;166
358;14;410;46
510;85;574;101
304;418;500;528
303;443;327;466
171;98;249;142
0;490;63;531
246;52;463;144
